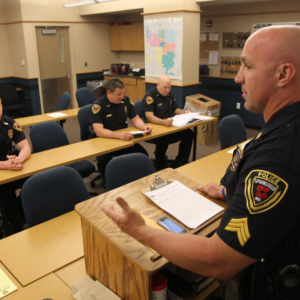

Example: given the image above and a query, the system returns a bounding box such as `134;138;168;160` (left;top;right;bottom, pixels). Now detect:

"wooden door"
35;27;73;113
110;26;120;50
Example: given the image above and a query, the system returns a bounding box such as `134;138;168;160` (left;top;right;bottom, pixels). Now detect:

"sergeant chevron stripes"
225;217;250;247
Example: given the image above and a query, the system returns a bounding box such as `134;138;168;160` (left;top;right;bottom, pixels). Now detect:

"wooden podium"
75;168;226;300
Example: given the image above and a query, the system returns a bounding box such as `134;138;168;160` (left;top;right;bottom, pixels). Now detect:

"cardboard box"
185;94;221;117
197;118;219;145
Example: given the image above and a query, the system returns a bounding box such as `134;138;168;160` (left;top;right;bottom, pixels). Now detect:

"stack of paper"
172;113;213;127
145;181;224;229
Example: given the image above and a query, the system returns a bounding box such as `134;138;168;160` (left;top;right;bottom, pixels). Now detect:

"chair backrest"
30;121;69;153
105;153;155;191
134;100;143;119
219;114;247;150
21;166;90;227
78;104;92;141
76;87;97;107
57;92;70;111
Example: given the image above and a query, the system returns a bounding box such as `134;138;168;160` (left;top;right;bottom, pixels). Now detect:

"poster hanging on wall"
144;18;183;79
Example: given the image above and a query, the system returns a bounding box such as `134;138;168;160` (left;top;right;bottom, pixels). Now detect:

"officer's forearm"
174;108;185;115
146;114;166;126
95;127;122;140
16;140;31;163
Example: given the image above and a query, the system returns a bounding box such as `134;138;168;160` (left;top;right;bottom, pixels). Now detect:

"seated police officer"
90;77;152;178
0;99;31;234
142;75;194;170
102;26;300;300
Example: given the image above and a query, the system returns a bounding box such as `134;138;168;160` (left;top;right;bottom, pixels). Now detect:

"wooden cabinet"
104;76;145;103
110;24;144;51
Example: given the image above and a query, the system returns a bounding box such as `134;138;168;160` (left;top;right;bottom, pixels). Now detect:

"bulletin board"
200;32;219;59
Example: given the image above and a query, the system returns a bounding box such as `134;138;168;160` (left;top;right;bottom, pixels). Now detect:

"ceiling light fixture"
63;0;115;8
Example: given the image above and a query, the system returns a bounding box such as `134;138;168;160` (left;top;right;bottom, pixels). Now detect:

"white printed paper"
209;51;219;65
47;112;68;118
145;181;224;229
0;268;18;299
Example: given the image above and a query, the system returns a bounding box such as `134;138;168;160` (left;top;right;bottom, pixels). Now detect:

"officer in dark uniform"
90;77;152;177
142;75;194;170
101;26;300;300
0;98;31;234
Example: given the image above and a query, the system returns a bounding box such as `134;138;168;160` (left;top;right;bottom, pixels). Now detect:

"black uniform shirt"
89;94;137;131
217;101;300;260
142;87;178;119
0;116;25;159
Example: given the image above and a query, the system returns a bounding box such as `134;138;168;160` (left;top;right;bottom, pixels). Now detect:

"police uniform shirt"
142;87;178;119
217;101;300;260
0;116;25;159
89;94;137;131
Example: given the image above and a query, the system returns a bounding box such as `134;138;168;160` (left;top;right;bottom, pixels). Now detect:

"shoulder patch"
13;122;22;132
230;146;243;171
92;104;101;114
244;170;288;214
225;217;250;247
8;129;13;139
146;96;154;105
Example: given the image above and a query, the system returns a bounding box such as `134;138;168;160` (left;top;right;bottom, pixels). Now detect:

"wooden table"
0;262;74;300
124;117;217;161
0;211;83;287
0;137;133;185
176;145;233;186
15;108;80;127
75;167;226;300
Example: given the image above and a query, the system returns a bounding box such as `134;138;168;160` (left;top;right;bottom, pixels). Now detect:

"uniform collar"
262;101;300;136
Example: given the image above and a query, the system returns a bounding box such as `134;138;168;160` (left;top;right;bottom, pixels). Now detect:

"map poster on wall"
145;18;183;79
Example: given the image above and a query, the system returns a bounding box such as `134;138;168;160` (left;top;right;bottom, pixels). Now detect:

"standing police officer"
90;77;152;177
142;75;194;170
102;26;300;299
0;99;31;234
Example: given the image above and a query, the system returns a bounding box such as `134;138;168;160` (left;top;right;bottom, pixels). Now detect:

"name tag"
106;114;112;117
157;103;162;107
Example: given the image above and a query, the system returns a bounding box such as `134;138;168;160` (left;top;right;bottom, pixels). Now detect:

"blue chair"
30;121;95;179
21;166;90;227
78;105;102;187
105;153;155;191
219;114;247;150
76;87;96;107
57;92;70;127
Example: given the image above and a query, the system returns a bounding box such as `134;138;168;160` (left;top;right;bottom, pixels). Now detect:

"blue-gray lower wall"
0;77;41;116
199;76;264;128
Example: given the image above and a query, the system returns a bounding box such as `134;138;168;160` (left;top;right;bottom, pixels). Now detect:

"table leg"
193;126;198;161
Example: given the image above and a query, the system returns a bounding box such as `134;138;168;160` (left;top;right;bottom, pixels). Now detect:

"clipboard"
140;175;223;262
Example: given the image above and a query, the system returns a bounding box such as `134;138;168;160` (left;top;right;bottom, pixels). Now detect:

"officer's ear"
276;63;296;88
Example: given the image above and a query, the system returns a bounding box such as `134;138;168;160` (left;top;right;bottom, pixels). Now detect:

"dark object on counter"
199;64;209;76
110;64;129;75
132;68;145;77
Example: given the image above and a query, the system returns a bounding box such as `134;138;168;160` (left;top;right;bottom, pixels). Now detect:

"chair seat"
68;160;95;179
